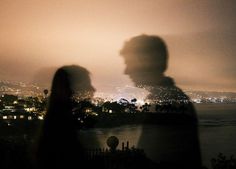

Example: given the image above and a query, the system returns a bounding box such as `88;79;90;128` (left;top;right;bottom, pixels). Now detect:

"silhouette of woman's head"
47;65;95;122
120;35;169;86
50;65;95;103
50;67;72;103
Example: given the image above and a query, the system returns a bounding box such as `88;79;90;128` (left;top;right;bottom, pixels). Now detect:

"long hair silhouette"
36;65;95;169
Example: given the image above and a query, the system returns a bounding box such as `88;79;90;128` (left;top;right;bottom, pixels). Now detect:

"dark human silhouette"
35;65;96;169
120;35;202;169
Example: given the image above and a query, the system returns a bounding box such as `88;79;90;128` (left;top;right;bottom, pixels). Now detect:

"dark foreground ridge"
1;135;235;169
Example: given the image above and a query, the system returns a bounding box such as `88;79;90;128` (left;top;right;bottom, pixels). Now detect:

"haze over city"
1;0;236;98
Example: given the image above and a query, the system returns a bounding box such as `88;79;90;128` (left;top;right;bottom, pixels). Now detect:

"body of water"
78;103;236;168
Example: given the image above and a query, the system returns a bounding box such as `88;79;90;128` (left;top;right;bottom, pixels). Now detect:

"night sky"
0;0;236;96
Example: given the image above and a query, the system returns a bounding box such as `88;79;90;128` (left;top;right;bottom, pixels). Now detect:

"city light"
38;115;44;120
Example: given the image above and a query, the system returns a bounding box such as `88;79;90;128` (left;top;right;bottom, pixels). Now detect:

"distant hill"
1;80;236;103
185;90;236;103
0;80;44;96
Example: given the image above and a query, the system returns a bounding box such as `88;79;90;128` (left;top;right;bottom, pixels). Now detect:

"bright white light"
136;99;145;106
38;116;44;120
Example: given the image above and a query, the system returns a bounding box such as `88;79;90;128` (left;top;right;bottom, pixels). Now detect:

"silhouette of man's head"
120;34;168;86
